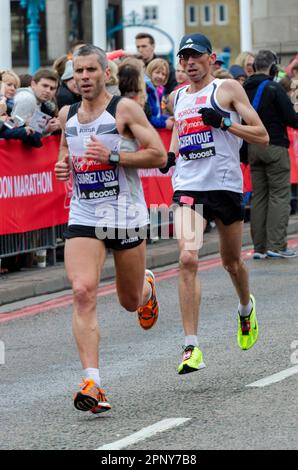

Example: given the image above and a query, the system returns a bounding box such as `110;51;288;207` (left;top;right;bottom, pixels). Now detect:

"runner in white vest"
166;33;269;374
55;45;166;414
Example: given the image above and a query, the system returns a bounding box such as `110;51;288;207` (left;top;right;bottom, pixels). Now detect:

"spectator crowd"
1;34;297;149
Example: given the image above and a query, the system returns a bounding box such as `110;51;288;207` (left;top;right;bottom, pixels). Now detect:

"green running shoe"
237;294;259;350
178;345;206;375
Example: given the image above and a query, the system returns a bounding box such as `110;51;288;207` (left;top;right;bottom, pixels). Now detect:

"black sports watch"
109;151;120;164
221;117;232;131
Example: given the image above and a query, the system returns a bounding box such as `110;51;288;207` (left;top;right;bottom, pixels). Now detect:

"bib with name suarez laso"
177;113;216;161
72;156;120;201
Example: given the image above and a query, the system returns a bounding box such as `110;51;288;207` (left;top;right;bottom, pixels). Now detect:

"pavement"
2;228;298;450
0;216;298;307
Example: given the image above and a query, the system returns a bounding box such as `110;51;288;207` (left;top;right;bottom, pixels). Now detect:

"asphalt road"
0;248;298;451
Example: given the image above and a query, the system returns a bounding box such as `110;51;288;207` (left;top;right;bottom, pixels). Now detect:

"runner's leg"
217;220;259;350
175;206;205;336
216;219;250;305
175;205;207;374
113;241;150;312
65;238;106;369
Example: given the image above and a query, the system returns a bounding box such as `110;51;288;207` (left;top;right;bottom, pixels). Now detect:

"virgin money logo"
178;120;189;135
177;117;205;136
72;156;111;173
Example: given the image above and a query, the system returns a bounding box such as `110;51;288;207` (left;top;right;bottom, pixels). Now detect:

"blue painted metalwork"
20;0;45;73
107;10;175;65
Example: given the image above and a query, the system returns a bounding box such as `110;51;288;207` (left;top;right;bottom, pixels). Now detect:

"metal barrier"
0;224;68;265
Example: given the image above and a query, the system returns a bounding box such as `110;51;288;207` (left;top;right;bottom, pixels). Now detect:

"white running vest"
65;98;148;228
173;79;243;193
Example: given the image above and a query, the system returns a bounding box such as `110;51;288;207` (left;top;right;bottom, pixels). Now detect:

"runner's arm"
168;91;180;156
169;124;180;155
223;80;269;145
118;98;167;169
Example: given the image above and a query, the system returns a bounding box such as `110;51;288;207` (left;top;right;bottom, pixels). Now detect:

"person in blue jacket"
145;58;174;130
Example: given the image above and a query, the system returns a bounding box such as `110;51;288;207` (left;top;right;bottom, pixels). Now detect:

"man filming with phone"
12;69;60;136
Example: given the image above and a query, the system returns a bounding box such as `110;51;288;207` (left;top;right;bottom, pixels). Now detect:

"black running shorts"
173;190;244;226
64;225;146;251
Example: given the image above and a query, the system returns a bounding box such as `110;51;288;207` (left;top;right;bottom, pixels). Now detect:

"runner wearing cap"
165;33;269;374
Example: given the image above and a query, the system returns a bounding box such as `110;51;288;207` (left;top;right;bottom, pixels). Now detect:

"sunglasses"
179;51;207;61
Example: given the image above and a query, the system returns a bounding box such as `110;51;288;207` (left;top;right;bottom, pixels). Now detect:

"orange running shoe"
137;269;159;330
74;379;111;413
90;388;112;414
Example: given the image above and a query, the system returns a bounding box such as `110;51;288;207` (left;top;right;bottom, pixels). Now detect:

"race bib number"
177;116;216;161
72;156;119;200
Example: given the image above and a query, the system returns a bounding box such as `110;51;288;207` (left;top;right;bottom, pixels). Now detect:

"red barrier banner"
3;127;296;236
288;128;298;184
0;132;174;235
139;167;175;207
0;136;69;235
139;128;174;207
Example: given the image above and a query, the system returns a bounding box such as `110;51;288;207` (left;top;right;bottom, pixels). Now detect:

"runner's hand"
55;155;71;181
84;135;110;163
199;108;223;128
166;117;175;130
159;152;176;174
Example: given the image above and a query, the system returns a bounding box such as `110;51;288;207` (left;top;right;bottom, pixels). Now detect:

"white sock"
238;300;253;317
83;368;101;387
184;335;199;347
